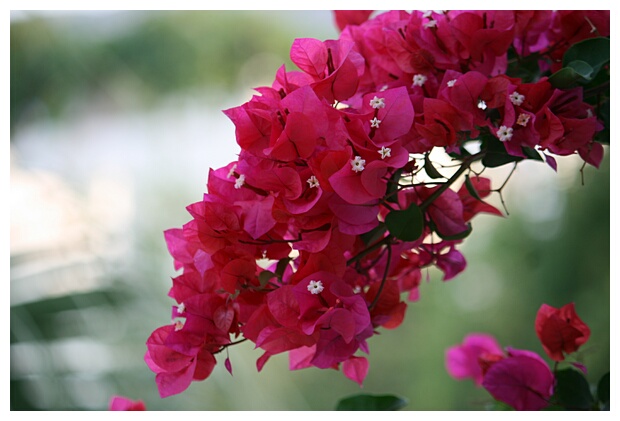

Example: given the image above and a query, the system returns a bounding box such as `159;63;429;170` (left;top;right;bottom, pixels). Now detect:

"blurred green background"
10;10;610;411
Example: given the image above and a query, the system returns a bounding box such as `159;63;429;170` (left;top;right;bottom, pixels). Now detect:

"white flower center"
370;117;382;128
423;19;437;29
351;156;366;172
378;146;392;159
509;91;525;106
447;79;457;88
307;280;324;295
174;320;185;331
307;175;320;188
477;100;487;110
234;174;246;189
413;74;427;87
177;303;185;314
496;125;514;142
369;96;386;109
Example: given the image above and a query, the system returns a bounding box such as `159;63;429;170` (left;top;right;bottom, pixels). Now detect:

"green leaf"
464;175;483;202
595;100;610;144
548;66;584;89
550;37;610;89
522;146;543;161
436;222;472;241
567;60;594;80
335;394;408;411
258;270;276;287
553;368;595;410
424;153;444;179
275;258;291;279
563;37;610;76
597;372;610;410
385;204;424;242
481;133;523;168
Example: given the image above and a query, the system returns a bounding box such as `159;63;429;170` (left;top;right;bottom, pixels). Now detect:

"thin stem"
493;162;518;216
419;151;486;211
368;243;392;311
347;235;392;266
214;338;248;354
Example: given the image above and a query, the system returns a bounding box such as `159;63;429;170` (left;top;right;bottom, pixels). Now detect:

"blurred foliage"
10;11;308;132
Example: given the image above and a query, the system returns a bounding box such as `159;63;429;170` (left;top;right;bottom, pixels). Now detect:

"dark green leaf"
258;270;276;287
385;204;424;242
567;60;594;80
436;222;472;241
424;153;444;179
595;100;610;144
335;394;408;411
550;37;610;89
481;133;523;168
597;372;610;410
548;67;583;89
553;368;595;410
464;175;483;202
562;37;610;76
275;258;291;279
522;146;543;161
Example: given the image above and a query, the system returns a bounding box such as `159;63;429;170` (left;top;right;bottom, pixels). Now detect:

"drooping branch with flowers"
143;10;609;409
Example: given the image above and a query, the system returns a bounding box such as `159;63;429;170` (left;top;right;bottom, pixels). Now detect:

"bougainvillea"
145;10;609;400
446;302;607;411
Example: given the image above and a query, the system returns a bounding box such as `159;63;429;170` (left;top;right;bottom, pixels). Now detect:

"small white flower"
509;91;525;106
447;79;457;88
370;117;382;128
351;156;366;172
413;74;428;87
477;100;487;110
369;96;386;109
234;174;245;189
378;146;391;159
379;84;389;92
307;280;324;295
587;109;594;118
227;164;237;178
174;320;185;331
307;175;320;188
516;113;531;127
177;303;185;314
496;125;514;142
423;19;438;29
422;10;433;18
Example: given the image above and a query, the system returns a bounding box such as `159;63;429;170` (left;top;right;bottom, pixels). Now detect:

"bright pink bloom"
482;348;555;411
445;333;504;386
535;302;591;361
457;176;503;222
342;356;369;386
334;11;374;31
108;395;146;411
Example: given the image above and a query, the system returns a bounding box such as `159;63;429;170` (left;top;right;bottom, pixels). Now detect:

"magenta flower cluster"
446;303;592;410
145;10;607;398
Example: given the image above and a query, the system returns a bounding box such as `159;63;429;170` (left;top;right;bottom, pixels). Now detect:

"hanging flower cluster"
145;10;608;398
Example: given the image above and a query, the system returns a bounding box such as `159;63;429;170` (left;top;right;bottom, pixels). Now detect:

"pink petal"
342;356;369;386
